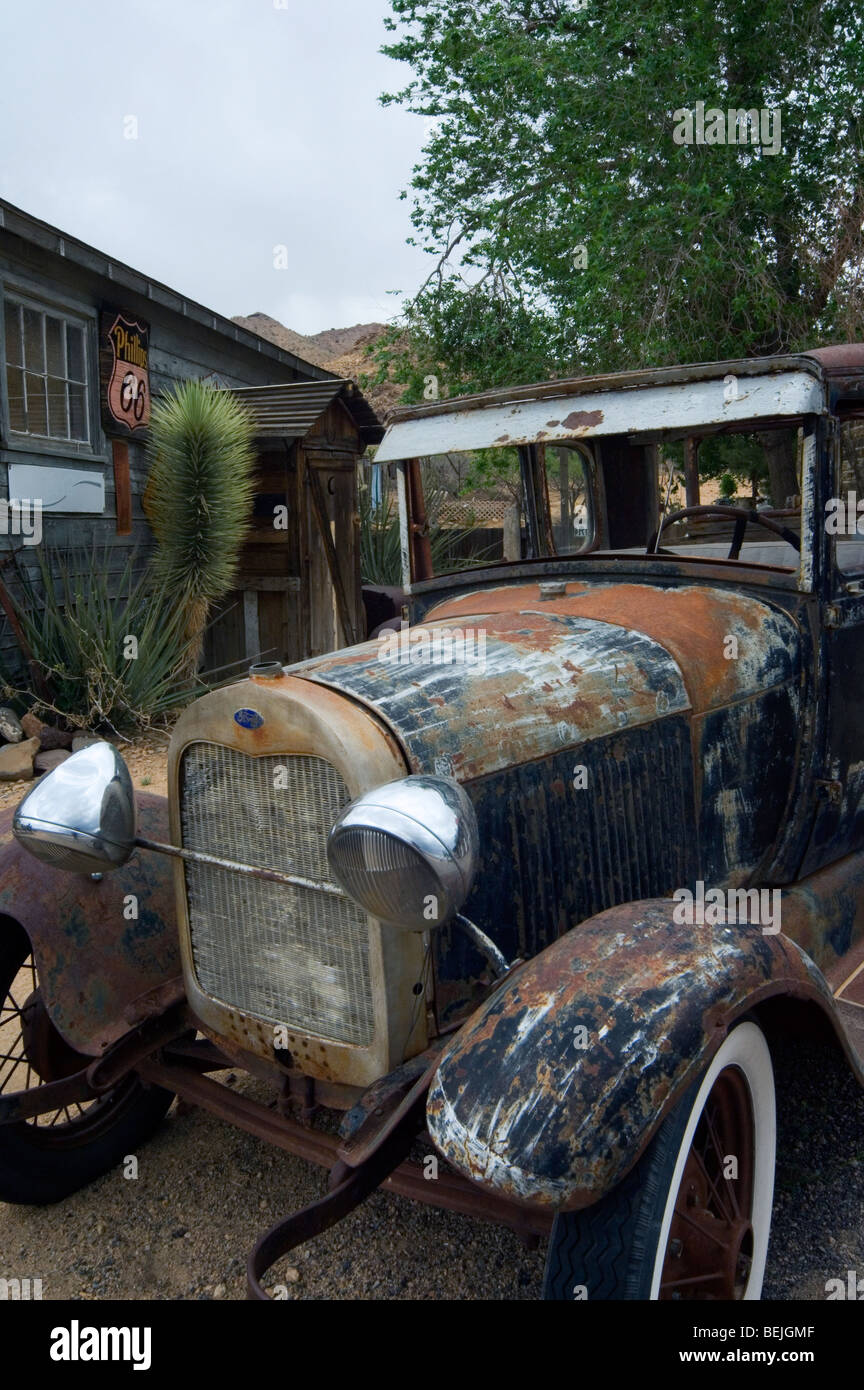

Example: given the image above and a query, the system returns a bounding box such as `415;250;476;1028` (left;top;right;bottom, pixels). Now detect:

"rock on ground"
20;712;46;740
0;736;38;781
0;708;23;743
39;726;73;751
34;749;71;773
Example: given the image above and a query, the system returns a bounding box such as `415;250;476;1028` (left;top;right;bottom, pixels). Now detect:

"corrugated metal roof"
226;379;384;445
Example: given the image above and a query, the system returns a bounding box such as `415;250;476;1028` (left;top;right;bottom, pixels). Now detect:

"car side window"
835;420;864;577
547;444;594;555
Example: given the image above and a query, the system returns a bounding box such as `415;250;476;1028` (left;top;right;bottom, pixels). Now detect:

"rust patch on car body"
561;409;604;432
0;795;180;1055
425;899;848;1210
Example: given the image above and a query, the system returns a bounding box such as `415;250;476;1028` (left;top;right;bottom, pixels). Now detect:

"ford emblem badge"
234;708;264;730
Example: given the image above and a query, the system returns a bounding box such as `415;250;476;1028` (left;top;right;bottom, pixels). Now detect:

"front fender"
0;794;181;1056
426;899;842;1210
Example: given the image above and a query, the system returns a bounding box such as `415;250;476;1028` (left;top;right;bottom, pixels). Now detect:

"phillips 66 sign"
99;308;150;435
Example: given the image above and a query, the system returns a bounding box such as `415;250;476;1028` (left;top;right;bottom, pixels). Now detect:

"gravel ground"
0;1033;861;1301
762;1034;864;1299
0;728;171;814
0;1075;546;1302
0;735;862;1301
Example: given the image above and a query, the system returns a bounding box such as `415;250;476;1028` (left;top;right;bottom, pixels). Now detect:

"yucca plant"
359;482;404;585
145;379;256;669
0;546;203;731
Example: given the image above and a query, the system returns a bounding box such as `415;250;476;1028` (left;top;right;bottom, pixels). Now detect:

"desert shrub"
0;547;203;732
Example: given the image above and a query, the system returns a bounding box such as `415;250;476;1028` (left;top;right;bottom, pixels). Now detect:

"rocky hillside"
231;312;400;417
232;313;383;369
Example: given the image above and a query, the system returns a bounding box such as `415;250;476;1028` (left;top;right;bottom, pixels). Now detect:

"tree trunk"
756;429;799;508
683;438;700;507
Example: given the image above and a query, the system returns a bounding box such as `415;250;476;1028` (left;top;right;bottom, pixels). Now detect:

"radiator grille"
180;744;374;1045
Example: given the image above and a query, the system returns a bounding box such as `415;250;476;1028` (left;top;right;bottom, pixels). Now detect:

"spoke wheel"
0;950;139;1145
659;1065;755;1299
0;920;175;1204
543;1021;776;1301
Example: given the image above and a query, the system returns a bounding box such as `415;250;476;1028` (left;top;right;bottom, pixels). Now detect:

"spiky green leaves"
145;378;256;607
0;546;204;730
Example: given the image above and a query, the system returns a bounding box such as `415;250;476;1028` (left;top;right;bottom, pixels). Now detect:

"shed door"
202;445;303;675
303;451;364;656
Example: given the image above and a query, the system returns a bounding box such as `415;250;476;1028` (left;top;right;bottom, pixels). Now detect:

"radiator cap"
249;662;284;679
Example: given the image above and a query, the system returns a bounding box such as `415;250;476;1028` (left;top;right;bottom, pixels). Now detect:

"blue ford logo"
234;708;264;730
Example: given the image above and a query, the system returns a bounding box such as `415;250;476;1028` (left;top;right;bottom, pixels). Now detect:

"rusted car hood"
293;581;800;781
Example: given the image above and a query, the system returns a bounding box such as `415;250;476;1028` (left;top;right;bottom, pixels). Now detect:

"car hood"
292;581;800;781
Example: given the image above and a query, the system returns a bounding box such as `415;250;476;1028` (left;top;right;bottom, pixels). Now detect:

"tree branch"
807;180;864;319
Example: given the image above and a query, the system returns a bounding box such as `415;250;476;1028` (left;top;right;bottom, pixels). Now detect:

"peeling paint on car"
426;900;854;1210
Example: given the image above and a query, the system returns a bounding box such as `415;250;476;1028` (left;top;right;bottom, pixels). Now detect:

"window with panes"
3;296;90;443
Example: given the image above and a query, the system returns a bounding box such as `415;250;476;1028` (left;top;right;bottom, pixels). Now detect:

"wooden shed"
203;379;383;674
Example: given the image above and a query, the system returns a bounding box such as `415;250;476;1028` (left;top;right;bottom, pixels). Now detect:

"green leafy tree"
698;433;770;500
379;0;864;401
458;445;522;497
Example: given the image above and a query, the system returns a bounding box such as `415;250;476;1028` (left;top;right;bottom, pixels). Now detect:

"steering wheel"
646;505;801;560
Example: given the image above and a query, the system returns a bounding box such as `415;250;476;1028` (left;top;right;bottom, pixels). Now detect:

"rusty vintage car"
3;345;864;1302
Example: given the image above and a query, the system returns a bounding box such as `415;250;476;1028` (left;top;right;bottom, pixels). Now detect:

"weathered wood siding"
0;209;328;681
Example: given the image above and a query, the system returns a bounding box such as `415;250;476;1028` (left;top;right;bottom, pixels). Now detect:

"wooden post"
684;437;700;508
243;591;261;661
557;447;570;541
406;458;433;581
112;439;132;536
503;503;521;561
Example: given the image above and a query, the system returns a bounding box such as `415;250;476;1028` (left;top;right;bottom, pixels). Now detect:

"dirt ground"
0;736;862;1300
0;728;171;813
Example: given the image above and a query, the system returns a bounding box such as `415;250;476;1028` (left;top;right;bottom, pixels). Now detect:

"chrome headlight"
326;775;478;931
13;741;136;873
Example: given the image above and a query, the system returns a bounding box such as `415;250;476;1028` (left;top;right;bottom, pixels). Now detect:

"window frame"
0;283;103;461
833;413;864;585
545;440;596;557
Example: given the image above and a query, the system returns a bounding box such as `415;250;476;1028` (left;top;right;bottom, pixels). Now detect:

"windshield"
361;444;595;583
365;423;809;583
547;446;593;554
650;428;802;568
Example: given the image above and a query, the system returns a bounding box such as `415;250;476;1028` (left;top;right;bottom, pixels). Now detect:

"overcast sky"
0;0;431;335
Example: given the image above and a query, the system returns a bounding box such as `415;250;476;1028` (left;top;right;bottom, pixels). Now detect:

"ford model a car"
3;347;864;1302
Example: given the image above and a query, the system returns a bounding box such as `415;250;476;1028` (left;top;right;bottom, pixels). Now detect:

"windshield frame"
391;411;828;599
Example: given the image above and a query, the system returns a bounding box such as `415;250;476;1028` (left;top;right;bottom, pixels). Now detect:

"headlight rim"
326;774;478;931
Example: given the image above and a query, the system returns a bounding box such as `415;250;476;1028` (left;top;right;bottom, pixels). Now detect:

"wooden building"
0;199;381;680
